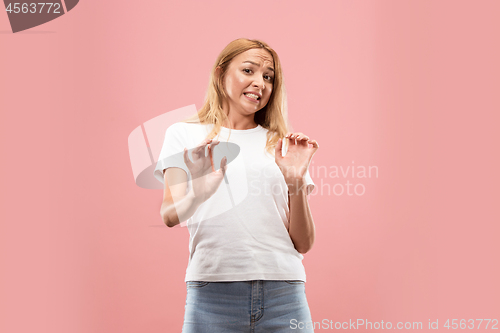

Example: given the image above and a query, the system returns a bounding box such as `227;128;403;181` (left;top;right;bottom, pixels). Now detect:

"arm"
160;168;204;227
287;178;315;254
160;138;227;227
275;131;319;253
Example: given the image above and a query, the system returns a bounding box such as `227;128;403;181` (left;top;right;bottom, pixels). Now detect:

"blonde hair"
181;38;291;156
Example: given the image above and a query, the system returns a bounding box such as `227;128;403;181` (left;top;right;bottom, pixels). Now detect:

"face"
219;48;274;116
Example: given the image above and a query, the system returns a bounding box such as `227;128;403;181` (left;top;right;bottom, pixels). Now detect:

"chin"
240;105;260;113
250;107;263;114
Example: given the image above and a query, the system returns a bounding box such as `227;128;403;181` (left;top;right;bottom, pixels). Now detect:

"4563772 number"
5;3;62;14
443;319;498;330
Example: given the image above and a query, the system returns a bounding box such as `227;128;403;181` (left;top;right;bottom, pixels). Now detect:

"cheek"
224;77;235;95
235;75;246;86
264;88;273;100
226;76;246;95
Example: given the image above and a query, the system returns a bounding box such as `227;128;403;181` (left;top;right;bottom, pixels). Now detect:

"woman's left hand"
275;132;319;186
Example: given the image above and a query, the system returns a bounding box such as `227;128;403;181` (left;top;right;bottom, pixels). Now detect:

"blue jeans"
182;280;314;333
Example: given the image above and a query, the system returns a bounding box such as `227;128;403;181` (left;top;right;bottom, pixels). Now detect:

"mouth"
243;92;261;102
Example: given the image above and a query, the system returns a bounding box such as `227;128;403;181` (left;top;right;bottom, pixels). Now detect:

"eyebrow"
242;61;274;73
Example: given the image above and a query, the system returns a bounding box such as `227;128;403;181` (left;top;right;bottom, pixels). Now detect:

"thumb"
219;156;228;177
275;138;283;160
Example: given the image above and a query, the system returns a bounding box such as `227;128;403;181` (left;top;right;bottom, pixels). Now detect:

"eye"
243;68;252;74
264;75;274;82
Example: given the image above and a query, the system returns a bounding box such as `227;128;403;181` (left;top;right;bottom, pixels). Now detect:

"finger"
201;138;212;145
207;145;216;172
307;139;319;149
296;136;309;147
205;140;218;155
219;156;228;176
275;137;283;158
208;140;218;151
298;138;310;147
196;139;212;157
289;132;303;139
192;142;206;158
183;147;192;168
195;139;212;152
206;139;218;154
195;139;211;150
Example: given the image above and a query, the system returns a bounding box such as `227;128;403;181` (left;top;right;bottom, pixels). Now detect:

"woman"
154;38;319;332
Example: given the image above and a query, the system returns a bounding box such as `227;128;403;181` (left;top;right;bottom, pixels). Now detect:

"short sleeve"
304;168;315;196
153;123;190;185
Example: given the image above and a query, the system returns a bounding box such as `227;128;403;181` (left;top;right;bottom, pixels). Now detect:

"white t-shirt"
154;122;315;282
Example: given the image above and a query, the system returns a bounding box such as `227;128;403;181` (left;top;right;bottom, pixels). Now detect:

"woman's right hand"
183;138;228;204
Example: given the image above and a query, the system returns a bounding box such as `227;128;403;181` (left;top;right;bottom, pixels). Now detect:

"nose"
253;76;265;90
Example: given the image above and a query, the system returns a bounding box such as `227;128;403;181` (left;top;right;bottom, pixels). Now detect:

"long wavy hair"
181;38;291;157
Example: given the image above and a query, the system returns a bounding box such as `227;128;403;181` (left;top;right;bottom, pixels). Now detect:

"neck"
222;120;258;130
221;103;258;130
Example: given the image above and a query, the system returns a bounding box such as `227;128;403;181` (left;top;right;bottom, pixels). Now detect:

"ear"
215;66;222;79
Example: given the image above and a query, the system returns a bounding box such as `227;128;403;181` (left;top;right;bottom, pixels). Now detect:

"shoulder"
166;121;205;135
165;122;215;145
261;126;270;134
167;121;188;133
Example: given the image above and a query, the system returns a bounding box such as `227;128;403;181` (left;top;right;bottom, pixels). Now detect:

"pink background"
1;1;499;332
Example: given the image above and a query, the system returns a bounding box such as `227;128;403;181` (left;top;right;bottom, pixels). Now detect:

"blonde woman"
154;38;319;333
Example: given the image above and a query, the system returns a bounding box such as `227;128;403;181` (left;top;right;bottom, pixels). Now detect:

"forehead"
232;48;274;68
